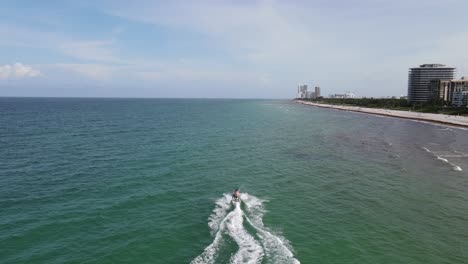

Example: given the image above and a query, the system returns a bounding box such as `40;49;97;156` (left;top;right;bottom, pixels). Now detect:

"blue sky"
1;0;468;98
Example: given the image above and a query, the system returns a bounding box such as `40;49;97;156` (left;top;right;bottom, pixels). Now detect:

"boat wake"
191;193;300;264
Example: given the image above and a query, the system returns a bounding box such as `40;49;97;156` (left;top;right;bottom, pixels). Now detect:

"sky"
1;0;468;98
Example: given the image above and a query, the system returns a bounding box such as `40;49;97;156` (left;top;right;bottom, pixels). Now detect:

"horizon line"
0;96;293;100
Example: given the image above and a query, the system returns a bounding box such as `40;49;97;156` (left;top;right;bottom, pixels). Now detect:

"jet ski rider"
232;189;240;203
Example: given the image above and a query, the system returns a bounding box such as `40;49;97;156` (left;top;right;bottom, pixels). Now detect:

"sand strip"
295;100;468;128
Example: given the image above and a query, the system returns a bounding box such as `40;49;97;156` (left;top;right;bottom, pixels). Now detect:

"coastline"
295;100;468;128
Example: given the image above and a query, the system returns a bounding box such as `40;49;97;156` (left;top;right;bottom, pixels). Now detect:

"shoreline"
295;100;468;128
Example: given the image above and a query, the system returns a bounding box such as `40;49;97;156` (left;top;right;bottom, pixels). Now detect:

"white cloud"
3;1;468;98
107;1;319;65
0;63;41;80
102;0;468;97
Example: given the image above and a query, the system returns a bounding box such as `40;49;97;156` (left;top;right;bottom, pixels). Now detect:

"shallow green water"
1;98;468;263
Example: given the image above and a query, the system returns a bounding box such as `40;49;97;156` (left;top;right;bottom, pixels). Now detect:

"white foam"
191;193;300;264
422;147;463;172
242;194;300;264
191;211;231;264
208;194;231;234
437;156;449;163
227;203;264;264
191;194;234;264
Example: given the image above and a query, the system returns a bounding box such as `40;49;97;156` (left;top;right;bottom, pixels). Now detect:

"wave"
437;127;455;132
191;193;300;264
422;147;463;171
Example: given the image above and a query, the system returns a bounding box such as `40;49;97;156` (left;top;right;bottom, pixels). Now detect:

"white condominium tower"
408;64;455;103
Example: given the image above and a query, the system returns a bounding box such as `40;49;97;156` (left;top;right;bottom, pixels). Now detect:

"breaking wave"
191;193;300;264
422;147;463;171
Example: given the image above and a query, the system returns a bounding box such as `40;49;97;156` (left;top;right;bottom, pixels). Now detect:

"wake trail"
227;202;264;264
242;194;300;264
191;194;232;264
191;193;300;264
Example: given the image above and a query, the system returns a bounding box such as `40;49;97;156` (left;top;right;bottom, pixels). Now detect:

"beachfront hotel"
408;64;455;103
431;77;468;107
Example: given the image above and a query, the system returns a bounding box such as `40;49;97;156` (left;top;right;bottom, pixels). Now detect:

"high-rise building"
408;64;455;103
430;77;468;107
315;86;321;98
430;80;451;102
451;77;468;107
297;84;308;98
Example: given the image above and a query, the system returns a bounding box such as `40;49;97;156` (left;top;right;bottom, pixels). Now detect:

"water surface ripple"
1;98;468;263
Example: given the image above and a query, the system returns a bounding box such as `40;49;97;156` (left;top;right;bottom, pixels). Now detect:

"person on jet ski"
232;189;240;203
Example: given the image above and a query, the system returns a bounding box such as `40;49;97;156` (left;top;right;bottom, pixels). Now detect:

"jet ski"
231;196;241;204
231;188;241;204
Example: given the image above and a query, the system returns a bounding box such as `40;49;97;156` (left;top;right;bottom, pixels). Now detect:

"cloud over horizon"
0;63;41;80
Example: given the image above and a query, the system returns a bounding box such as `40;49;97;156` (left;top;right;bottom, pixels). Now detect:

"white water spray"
191;193;300;264
423;147;463;171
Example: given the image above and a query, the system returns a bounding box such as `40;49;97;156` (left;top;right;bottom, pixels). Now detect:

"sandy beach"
296;100;468;128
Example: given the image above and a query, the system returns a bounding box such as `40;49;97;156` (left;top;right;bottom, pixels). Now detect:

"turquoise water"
1;98;468;263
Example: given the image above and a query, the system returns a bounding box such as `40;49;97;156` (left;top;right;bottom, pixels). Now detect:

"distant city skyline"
1;1;468;98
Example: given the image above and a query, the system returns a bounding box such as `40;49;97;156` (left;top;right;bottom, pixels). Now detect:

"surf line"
191;193;300;264
422;147;463;171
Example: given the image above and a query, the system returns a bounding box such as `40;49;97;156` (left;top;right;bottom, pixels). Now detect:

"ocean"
1;98;468;263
